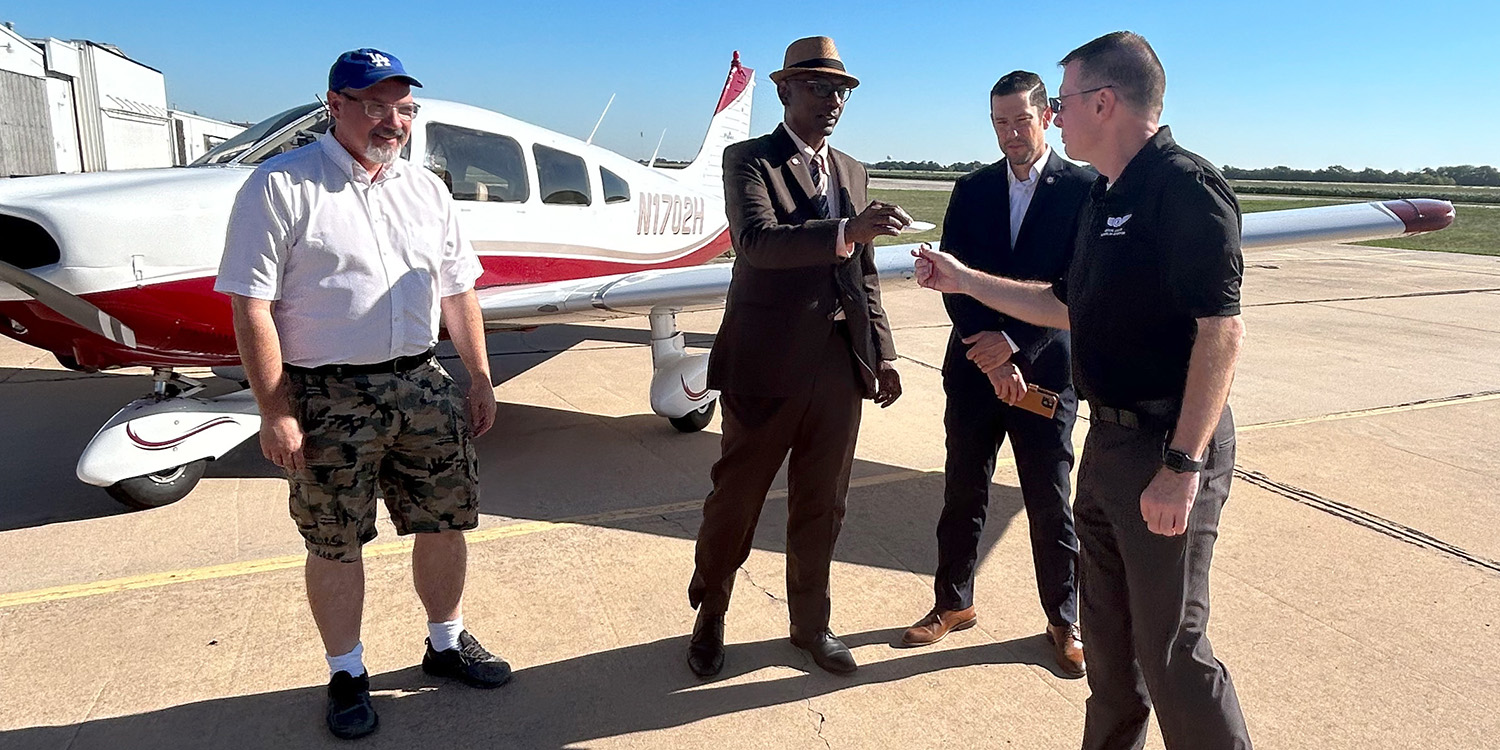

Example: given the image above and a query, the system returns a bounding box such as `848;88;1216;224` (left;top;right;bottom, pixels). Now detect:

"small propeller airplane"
0;52;1456;510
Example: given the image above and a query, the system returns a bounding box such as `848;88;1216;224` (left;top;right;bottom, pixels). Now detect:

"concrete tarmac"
0;242;1497;749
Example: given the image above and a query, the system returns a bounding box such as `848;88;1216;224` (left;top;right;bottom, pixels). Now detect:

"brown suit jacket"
706;124;897;398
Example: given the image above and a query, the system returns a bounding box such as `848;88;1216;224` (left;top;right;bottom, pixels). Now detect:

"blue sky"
5;0;1494;171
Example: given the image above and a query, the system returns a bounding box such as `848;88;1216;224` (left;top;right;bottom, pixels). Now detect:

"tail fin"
674;52;755;198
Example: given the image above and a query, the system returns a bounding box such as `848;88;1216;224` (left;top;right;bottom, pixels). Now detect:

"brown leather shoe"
1045;622;1086;678
899;607;977;647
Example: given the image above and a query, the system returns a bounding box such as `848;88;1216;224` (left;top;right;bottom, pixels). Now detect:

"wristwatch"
1162;447;1206;474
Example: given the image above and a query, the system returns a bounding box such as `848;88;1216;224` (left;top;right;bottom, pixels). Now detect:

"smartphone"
1016;385;1060;419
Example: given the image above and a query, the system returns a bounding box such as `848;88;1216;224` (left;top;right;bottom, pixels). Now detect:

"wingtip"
1381;198;1456;235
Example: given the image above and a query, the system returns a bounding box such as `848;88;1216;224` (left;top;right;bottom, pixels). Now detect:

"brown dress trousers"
688;124;895;637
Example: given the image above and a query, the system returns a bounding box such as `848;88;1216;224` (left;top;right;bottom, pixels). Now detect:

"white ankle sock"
326;642;366;678
428;617;464;652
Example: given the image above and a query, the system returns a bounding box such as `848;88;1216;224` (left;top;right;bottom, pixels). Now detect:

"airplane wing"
474;245;920;327
475;198;1455;326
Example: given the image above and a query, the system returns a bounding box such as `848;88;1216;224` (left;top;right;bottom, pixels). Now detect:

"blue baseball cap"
328;48;423;92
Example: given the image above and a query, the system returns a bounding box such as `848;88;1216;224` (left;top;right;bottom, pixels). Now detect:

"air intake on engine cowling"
0;215;61;270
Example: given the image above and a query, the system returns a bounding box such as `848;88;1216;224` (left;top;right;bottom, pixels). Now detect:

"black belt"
1089;399;1179;430
284;349;433;378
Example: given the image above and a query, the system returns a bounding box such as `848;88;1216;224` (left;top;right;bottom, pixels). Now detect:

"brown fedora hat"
769;36;860;87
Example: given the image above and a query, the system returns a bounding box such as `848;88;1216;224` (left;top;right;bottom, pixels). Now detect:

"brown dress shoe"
899;607;977;647
1045;622;1086;678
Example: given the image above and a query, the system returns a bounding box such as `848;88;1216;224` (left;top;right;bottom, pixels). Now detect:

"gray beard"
364;141;400;164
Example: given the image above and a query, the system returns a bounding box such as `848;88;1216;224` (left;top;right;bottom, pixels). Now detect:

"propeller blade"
0;260;139;349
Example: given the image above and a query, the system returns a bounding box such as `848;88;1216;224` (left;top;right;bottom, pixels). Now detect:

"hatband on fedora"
769;36;859;87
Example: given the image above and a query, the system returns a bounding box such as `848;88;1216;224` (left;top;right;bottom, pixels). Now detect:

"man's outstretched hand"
913;243;971;294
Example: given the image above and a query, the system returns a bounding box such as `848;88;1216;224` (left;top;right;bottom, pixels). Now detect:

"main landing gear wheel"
105;459;207;510
668;399;716;433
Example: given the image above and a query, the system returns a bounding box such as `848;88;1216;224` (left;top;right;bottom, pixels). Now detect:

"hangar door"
0;69;55;177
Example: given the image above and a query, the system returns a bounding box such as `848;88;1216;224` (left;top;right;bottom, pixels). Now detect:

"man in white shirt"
898;71;1095;681
216;48;507;740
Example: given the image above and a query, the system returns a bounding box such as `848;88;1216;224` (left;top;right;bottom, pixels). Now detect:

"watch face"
1164;449;1203;473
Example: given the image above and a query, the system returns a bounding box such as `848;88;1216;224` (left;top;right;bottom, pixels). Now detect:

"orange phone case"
1017;385;1060;418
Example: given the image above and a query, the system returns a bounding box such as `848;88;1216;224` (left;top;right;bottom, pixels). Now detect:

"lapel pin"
790;157;801;166
1045;175;1056;185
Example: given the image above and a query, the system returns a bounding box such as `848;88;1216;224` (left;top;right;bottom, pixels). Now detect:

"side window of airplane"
600;167;631;204
426;123;529;203
534;144;592;206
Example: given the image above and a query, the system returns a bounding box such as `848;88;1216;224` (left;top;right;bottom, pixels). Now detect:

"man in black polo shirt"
914;31;1251;750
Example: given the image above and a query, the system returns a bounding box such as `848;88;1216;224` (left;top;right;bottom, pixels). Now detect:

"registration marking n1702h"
638;193;705;236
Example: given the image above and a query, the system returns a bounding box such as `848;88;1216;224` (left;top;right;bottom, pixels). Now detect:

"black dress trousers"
934;365;1080;624
1076;406;1252;750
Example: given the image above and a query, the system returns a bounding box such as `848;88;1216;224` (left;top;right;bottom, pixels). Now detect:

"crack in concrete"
739;565;786;605
792;642;831;750
656;513;696;539
1245;286;1500;308
896;353;941;372
804;697;831;750
64;672;113;750
1235;467;1500;575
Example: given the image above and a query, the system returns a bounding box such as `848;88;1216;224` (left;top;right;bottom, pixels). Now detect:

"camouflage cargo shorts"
285;361;480;562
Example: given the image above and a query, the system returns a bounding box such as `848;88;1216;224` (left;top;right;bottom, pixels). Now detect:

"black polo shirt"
1053;126;1243;407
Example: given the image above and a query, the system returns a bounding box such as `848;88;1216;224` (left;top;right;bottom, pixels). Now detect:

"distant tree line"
1219;164;1499;187
868;159;989;173
865;159;1499;186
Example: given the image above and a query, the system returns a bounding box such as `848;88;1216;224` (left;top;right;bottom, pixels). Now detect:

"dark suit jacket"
707;124;896;398
940;151;1094;393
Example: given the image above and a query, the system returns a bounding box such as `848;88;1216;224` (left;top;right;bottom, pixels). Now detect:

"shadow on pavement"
0;325;713;532
0;630;1066;750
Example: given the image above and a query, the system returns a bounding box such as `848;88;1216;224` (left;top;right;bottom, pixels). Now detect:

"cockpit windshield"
191;103;330;166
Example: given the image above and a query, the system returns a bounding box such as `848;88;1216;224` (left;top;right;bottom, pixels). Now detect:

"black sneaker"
325;670;378;740
422;630;513;689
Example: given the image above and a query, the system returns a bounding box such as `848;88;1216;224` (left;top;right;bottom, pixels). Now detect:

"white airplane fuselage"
0;95;739;371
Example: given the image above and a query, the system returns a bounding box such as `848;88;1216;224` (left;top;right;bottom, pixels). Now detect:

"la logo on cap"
368;52;391;67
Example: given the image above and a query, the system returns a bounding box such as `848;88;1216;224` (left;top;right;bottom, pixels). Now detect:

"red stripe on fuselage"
0;229;733;370
474;229;731;286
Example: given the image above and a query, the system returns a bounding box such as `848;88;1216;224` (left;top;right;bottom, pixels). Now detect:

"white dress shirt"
995;146;1052;355
216;132;482;368
1007;145;1050;249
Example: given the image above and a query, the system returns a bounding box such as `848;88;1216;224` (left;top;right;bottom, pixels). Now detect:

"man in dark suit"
686;36;912;677
899;71;1094;679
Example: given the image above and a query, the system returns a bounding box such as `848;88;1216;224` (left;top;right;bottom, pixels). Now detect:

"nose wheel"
105;459;207;509
668;399;716;433
648;309;718;433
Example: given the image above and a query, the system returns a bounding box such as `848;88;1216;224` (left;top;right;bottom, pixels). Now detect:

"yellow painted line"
1240;390;1500;433
0;469;929;610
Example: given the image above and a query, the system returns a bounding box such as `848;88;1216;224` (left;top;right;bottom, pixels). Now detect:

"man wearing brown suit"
686;36;912;677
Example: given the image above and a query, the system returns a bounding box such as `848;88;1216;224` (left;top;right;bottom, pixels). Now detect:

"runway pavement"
0;242;1497;749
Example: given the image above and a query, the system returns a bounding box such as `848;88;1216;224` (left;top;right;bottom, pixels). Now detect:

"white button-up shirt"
996;146;1052;355
216;132;482;368
1007;145;1050;249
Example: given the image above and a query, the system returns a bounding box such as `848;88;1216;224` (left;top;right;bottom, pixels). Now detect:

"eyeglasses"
795;78;853;103
338;92;421;120
1047;85;1112;114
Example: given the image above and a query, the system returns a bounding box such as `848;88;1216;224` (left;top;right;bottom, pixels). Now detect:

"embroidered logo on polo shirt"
1101;213;1132;237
